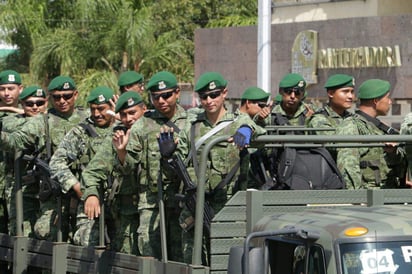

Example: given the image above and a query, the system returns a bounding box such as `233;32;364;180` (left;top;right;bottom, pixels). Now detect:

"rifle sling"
208;160;240;196
356;110;399;135
79;122;99;138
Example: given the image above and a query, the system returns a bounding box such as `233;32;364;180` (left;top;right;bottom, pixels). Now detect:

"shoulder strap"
194;120;234;150
165;120;180;134
278;147;296;182
356;110;399;134
79;122;99;138
209;160;240;194
44;113;52;160
311;147;343;180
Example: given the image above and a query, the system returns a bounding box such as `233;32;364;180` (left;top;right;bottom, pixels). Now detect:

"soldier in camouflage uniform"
307;74;355;160
336;79;406;189
0;70;23;234
49;86;115;246
0;75;88;242
110;71;189;260
268;73;314;128
82;91;146;254
169;72;265;265
5;86;48;237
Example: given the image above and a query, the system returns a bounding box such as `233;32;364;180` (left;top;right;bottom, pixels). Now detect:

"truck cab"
228;205;412;274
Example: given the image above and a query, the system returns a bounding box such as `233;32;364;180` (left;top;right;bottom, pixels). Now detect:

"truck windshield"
340;241;412;274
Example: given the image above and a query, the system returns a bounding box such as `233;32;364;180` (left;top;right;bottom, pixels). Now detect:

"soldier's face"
150;88;179;119
375;92;392;116
199;88;227;115
51;90;78;115
328;87;354;112
0;83;22;107
89;103;114;128
119;104;146;128
280;88;304;113
21;96;48;117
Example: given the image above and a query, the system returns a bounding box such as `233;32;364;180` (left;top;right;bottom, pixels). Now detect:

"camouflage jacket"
268;102;313;127
400;112;412;176
176;109;264;212
49;118;113;194
0;108;88;156
336;112;405;189
83;104;189;212
307;104;352;135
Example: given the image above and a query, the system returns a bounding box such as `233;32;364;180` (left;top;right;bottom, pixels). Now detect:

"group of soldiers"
0;68;410;268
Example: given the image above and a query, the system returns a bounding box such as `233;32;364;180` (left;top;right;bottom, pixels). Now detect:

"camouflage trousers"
137;208;161;259
113;213;139;255
180;206;210;266
165;206;183;262
8;196;39;237
34;196;71;242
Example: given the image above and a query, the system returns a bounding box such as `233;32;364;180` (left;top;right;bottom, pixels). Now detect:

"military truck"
1;134;412;273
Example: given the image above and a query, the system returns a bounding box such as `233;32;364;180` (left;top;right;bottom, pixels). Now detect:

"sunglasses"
198;90;222;100
283;88;304;96
24;100;46;107
256;102;268;108
151;90;175;101
51;92;75;101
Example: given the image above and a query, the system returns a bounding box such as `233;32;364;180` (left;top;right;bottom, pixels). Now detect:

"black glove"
157;130;177;158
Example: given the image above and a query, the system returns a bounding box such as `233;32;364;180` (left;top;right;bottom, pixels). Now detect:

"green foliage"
0;0;257;92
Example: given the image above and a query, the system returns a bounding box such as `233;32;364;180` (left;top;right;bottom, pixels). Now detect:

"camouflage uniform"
336;112;405;189
3;113;40;237
400;112;412;178
123;104;188;260
176;108;262;265
270;102;312;126
0;111;13;234
307;105;352;160
0;108;88;241
49;118;113;246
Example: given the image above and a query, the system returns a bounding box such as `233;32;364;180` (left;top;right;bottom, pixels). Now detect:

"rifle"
23;154;61;202
166;154;215;234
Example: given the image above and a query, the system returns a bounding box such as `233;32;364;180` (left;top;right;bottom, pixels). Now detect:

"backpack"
275;147;345;190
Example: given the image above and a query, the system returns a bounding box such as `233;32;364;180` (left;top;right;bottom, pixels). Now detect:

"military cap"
146;71;177;92
279;73;306;89
19;85;47;100
194;72;227;92
115;91;143;113
324;74;355;90
47;76;76;91
0;70;22;85
118;71;144;87
241;86;269;101
358;79;391;100
86;86;114;104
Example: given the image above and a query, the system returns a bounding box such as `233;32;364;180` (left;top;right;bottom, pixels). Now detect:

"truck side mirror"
227;245;265;274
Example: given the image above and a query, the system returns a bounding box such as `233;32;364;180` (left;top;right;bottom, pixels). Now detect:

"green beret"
118;71;144;87
146;71;177;92
358;79;391;99
115;91;143;113
194;72;227;92
87;86;114;104
47;76;76;92
324;74;355;89
279;73;306;89
19;85;47;100
241;86;269;101
0;70;22;85
274;93;282;103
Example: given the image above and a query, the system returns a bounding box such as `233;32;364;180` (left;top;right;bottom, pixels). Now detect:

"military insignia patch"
127;98;134;106
352;78;355;86
298;81;304;88
158;81;166;90
63;82;70;90
209;81;216;90
36;89;43;96
8;74;15;82
98;94;105;102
